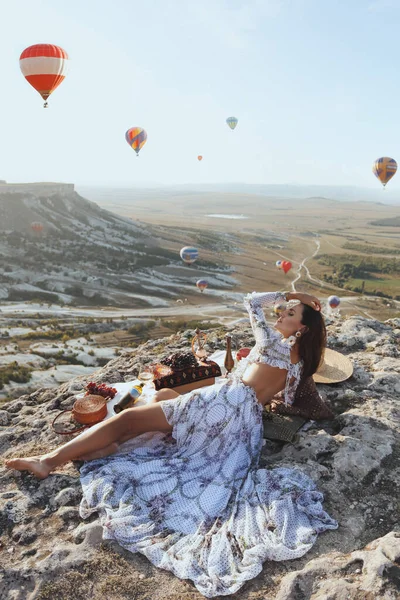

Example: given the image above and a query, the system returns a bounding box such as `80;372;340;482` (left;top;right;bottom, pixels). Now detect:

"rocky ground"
0;315;399;599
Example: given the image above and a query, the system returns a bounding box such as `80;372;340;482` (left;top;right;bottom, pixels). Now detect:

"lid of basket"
73;395;106;417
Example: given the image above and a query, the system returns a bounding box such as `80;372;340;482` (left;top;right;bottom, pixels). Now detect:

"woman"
5;291;337;597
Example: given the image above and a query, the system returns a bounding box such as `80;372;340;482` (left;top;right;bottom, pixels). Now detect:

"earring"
287;331;301;347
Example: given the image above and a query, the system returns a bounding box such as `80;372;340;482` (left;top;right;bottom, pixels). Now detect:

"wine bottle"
224;334;235;374
113;383;144;414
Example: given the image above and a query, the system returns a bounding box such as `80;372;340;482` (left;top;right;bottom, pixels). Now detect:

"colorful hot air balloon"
372;157;397;187
196;279;208;292
276;260;282;269
281;261;292;274
20;44;68;108
197;155;203;161
31;221;43;234
226;116;238;130
180;247;199;265
125;127;147;156
328;295;340;308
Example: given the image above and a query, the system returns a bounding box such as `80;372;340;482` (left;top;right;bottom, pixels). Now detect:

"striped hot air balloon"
372;157;397;187
180;246;199;265
226;116;238;130
20;44;69;108
125;127;148;156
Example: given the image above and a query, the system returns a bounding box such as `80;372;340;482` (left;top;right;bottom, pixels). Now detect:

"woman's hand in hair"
287;292;321;311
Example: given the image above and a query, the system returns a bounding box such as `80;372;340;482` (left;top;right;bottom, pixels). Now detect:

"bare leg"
79;442;120;461
5;403;172;479
80;391;181;460
148;389;180;404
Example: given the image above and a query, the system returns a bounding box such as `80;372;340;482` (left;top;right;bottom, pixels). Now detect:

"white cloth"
74;380;154;439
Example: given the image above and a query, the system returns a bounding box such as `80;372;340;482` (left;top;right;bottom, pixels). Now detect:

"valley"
0;182;399;400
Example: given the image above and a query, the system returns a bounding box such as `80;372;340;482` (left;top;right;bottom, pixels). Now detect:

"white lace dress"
79;291;338;598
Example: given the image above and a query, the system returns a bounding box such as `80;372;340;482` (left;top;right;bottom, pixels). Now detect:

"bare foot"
5;456;52;479
79;443;119;462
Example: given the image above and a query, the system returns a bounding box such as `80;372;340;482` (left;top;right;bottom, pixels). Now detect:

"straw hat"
313;348;353;384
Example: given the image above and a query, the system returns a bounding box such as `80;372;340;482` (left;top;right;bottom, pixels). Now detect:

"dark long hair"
298;305;326;378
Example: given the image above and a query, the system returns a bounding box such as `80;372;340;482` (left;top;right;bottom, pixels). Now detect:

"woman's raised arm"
286;291;321;311
243;291;286;344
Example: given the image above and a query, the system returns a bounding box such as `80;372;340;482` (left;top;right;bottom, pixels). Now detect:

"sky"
1;0;400;194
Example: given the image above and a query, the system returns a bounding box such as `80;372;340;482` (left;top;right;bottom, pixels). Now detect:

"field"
91;189;400;316
1;189;398;400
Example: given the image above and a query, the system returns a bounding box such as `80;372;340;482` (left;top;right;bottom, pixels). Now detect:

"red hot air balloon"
197;155;203;161
20;44;69;108
31;222;44;234
281;261;292;274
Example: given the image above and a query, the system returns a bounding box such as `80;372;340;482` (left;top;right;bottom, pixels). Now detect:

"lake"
206;214;249;219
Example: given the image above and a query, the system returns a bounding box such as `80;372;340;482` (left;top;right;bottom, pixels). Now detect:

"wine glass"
137;364;155;400
191;328;207;361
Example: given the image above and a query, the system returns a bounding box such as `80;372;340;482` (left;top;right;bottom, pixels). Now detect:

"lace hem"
256;356;290;370
232;349;292;385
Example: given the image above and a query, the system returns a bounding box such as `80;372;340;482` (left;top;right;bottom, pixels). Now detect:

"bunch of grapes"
161;352;198;370
85;382;118;399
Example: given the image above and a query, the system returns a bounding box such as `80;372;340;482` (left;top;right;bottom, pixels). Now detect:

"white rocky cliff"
0;315;399;599
0;183;231;308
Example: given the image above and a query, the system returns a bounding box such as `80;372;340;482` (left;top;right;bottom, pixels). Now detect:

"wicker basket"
72;395;107;424
52;394;109;436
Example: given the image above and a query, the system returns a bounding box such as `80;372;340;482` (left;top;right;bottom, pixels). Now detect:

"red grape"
85;382;117;399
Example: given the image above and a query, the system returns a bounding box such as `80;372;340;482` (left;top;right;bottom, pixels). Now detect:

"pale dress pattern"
79;291;338;597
